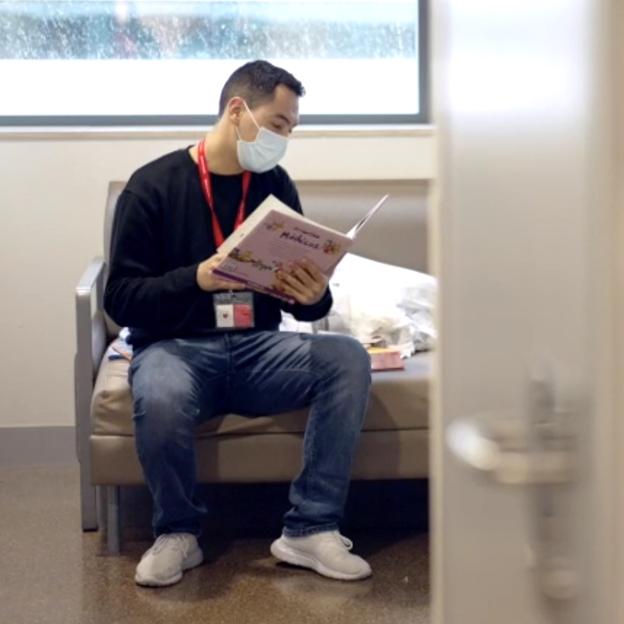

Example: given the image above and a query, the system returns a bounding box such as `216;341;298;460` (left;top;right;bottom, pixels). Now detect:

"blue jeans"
128;330;371;538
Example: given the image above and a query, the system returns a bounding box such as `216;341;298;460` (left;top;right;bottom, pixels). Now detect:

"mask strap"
241;99;261;130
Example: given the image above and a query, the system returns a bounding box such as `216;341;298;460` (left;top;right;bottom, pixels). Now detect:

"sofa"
74;178;431;554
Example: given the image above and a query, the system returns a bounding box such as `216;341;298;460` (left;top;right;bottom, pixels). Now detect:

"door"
431;1;622;623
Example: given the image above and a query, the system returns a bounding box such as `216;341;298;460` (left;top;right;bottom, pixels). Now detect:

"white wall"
0;128;434;428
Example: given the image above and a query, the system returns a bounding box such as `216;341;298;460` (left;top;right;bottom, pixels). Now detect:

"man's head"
211;60;304;173
218;60;304;138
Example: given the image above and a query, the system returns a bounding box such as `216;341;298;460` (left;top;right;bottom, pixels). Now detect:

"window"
0;0;428;125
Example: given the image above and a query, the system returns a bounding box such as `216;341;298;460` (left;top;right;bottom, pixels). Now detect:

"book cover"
213;193;389;302
367;347;405;371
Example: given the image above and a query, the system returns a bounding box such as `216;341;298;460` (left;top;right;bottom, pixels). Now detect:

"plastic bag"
325;254;437;355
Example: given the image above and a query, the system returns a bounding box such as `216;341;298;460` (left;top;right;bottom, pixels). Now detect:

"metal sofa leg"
96;485;106;530
106;485;121;555
80;469;98;531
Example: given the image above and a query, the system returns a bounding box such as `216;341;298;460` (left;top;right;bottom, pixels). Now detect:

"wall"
0;127;434;429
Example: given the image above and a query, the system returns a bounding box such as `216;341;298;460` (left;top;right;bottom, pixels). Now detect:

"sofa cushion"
91;350;430;437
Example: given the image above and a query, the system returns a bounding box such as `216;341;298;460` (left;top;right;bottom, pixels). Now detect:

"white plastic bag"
325;254;437;354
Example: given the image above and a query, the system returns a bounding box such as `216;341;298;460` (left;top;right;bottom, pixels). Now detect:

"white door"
431;1;623;623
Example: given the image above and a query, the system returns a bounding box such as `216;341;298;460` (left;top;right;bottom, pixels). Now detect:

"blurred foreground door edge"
431;1;624;622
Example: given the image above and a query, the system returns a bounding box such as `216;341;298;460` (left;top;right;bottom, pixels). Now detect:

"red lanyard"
197;139;252;247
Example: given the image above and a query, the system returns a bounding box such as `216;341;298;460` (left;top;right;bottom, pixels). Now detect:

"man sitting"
105;60;372;587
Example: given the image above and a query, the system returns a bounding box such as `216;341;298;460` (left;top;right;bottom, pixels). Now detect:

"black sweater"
104;147;332;347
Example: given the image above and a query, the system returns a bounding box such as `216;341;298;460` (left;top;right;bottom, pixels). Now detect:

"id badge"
214;291;255;330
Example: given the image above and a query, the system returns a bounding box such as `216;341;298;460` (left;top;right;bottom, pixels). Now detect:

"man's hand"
275;259;329;306
196;253;246;292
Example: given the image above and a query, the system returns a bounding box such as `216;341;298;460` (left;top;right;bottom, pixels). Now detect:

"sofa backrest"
297;180;428;273
104;181;125;267
104;179;429;272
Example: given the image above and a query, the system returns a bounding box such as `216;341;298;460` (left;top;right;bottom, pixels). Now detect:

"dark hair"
218;60;305;116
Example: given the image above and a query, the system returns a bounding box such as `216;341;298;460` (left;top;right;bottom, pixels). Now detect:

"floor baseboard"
0;426;76;466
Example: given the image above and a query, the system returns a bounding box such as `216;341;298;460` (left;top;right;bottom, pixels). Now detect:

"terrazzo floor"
0;465;430;624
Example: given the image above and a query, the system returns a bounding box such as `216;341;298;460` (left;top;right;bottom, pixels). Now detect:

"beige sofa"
74;179;431;553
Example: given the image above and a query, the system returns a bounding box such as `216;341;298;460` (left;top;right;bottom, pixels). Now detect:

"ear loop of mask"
235;99;260;140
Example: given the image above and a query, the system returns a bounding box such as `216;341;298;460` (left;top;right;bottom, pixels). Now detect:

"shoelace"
149;533;190;557
319;531;354;551
339;534;354;551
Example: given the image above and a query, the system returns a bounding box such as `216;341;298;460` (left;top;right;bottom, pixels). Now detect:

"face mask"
236;100;289;173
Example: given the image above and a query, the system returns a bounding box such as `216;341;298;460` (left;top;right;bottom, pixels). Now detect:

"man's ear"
226;97;245;126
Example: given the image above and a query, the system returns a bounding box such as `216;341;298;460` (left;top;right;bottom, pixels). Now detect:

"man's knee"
312;334;371;383
130;347;198;442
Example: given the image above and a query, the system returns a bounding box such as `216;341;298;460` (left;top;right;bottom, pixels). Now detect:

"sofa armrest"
74;257;108;460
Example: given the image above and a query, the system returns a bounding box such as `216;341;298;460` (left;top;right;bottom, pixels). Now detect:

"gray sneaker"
270;530;372;581
135;533;203;587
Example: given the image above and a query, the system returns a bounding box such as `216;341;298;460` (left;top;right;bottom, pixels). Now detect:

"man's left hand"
275;259;329;306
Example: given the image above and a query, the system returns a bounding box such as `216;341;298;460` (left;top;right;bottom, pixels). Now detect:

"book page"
264;221;348;269
214;192;389;300
345;194;390;239
218;194;345;255
217;195;300;256
214;210;354;295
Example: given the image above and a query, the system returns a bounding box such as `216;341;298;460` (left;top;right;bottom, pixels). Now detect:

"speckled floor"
0;465;430;624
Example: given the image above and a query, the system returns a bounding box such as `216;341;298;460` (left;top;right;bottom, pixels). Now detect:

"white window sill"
0;124;435;141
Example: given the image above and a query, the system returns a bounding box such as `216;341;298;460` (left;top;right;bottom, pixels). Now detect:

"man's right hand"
196;253;246;292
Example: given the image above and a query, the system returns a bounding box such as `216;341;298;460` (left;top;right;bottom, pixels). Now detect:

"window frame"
0;0;429;127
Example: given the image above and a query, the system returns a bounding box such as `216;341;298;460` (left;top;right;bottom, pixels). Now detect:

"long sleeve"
104;189;202;332
281;287;333;322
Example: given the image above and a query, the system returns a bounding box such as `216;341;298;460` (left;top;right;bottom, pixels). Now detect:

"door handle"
446;412;574;485
445;374;579;600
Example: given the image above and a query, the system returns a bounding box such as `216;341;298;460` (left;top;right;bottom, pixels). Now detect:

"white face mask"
236;100;289;173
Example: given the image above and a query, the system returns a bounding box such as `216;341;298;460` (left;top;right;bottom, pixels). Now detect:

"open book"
213;193;389;302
